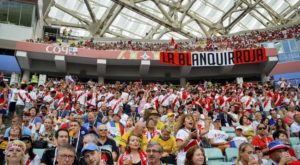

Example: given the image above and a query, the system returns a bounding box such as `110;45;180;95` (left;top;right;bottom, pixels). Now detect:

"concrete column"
98;77;104;84
180;77;186;87
261;73;270;82
21;70;30;82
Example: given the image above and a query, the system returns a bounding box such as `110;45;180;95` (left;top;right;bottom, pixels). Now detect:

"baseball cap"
268;140;289;153
236;126;243;130
81;143;99;155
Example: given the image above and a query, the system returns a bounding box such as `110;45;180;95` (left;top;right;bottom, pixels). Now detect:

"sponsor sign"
15;41;160;60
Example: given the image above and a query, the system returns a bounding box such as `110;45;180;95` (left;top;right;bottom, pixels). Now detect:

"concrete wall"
0;23;33;41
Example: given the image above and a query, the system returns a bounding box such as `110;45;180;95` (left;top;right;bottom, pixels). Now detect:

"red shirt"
251;135;273;149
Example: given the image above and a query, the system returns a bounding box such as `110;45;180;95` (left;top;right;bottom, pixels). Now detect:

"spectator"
37;118;55;147
176;114;200;164
40;129;70;165
290;114;300;137
230;126;248;148
184;146;206;165
69;120;88;157
97;124;119;161
118;135;147;165
251;123;273;155
265;140;297;165
151;125;177;164
4;140;26;165
236;143;259;165
145;142;163;165
239;115;255;139
21;136;41;165
81;143;114;165
55;144;76;165
207;117;231;153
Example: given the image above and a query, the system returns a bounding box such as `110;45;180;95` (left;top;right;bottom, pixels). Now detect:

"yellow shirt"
156;121;164;130
119;131;148;151
151;135;177;154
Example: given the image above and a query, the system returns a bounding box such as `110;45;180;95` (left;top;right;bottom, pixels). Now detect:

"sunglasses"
258;127;266;130
146;149;161;153
99;129;107;131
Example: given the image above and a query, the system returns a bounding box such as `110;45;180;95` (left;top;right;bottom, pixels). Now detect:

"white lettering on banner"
45;45;78;55
192;51;235;66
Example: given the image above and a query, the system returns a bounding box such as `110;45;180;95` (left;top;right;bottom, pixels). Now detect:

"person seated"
207;117;231;153
265;140;297;165
251;123;273;155
4;140;27;165
151;125;177;165
230;126;248;148
119;121;147;153
81;143;114;165
83;112;101;133
235;143;259;165
273;130;296;157
118;135;147;165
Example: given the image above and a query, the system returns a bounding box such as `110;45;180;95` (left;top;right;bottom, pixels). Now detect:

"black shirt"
40;147;56;165
98;137;119;156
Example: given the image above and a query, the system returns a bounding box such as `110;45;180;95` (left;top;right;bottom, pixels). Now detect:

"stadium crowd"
0;73;300;165
26;24;300;52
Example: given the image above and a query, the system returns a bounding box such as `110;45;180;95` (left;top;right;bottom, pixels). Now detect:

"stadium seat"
225;147;238;162
33;148;45;158
290;137;300;146
209;162;233;165
221;127;235;133
204;148;225;163
227;133;237;138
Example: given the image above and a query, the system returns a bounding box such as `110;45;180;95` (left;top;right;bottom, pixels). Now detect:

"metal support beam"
99;5;123;36
111;0;195;38
84;0;96;23
258;1;283;23
54;3;91;25
45;17;88;29
153;0;173;23
225;0;262;33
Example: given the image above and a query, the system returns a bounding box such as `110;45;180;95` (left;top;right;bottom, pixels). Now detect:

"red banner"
233;48;267;64
160;52;192;66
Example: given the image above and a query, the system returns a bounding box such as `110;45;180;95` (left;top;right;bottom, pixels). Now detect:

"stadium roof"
42;0;300;40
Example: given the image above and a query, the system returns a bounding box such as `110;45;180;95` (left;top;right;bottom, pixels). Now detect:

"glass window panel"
0;2;9;23
289;39;297;52
8;2;21;25
20;3;33;27
282;40;290;53
274;42;284;54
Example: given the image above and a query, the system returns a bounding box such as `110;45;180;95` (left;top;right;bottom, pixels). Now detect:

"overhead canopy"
42;0;300;40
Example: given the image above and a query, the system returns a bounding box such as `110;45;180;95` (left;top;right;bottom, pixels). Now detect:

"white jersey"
16;89;27;106
158;94;170;107
9;88;18;102
176;129;200;165
241;96;255;109
75;91;86;105
169;93;180;107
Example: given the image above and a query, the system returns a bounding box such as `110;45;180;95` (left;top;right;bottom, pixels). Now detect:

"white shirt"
9;88;18;102
291;122;300;134
207;129;229;143
16;89;27;105
158;94;170;107
176;129;199;165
